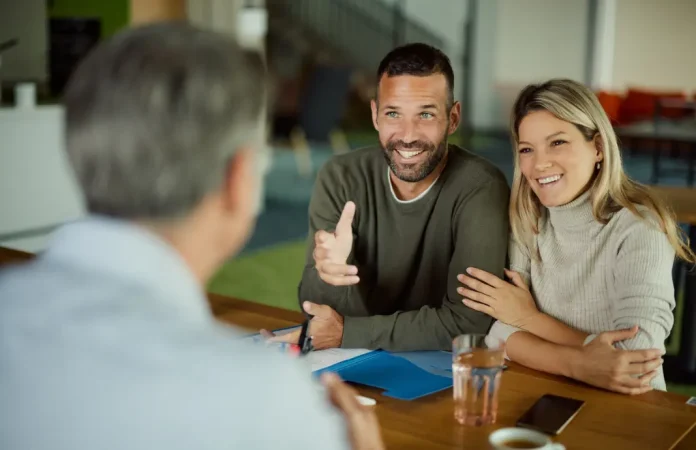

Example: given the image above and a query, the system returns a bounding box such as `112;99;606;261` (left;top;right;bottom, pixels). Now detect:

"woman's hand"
457;267;539;327
571;327;662;395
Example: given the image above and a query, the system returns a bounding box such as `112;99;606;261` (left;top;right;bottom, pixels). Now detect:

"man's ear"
370;99;379;131
448;101;461;135
222;147;258;218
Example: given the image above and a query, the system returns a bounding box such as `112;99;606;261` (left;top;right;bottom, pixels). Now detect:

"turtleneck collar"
546;189;597;229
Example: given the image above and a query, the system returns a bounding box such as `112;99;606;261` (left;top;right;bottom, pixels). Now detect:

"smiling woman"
458;79;695;395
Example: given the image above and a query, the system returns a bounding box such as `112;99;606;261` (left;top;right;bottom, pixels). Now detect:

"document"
243;326;372;372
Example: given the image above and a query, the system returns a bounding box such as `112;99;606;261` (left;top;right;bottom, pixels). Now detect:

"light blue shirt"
0;217;349;450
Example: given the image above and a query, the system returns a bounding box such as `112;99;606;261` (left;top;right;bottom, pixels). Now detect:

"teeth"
539;175;561;185
398;150;424;159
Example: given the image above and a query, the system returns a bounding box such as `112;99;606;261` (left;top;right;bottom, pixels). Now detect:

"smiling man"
283;44;510;351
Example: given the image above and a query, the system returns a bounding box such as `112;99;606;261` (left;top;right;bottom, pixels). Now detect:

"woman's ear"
593;133;604;163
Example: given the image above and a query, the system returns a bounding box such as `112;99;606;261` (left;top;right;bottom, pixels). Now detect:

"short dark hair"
63;23;267;220
376;43;454;107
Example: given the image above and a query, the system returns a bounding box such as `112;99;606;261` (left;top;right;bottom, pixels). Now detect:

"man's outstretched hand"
260;301;344;350
313;201;360;287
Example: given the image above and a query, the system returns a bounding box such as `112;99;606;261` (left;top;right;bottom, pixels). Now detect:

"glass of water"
452;334;505;426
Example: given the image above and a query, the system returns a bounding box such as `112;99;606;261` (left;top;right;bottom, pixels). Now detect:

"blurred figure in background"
0;23;382;450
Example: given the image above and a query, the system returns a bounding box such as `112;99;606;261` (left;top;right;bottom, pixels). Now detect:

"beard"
381;130;449;182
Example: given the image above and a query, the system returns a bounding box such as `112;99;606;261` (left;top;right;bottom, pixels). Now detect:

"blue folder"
314;350;454;401
246;327;455;401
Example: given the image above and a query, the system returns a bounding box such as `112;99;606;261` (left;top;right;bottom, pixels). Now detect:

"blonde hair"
509;79;695;264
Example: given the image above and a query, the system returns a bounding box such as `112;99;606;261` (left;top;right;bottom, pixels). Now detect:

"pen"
298;319;313;355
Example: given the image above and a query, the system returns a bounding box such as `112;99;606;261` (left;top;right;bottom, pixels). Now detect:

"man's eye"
420;112;434;119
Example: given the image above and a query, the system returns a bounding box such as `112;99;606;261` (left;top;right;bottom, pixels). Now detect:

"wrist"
563;346;585;379
518;310;544;332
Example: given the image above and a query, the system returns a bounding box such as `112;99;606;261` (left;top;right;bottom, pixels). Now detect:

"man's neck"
137;218;231;286
390;153;449;201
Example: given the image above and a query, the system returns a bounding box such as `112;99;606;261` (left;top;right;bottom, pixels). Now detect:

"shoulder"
609;205;674;257
442;146;510;214
442;146;510;196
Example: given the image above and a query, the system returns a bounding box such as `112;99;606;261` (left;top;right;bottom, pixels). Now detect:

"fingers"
462;299;495;317
335;201;356;238
259;329;275;339
625;348;664;363
321;372;363;416
315;230;334;246
317;262;360;286
319;262;358;276
268;329;301;344
463;267;504;288
303;301;329;317
319;273;360;286
613;383;654;396
457;274;497;298
627;357;663;375
457;286;493;305
611;370;657;395
599;326;639;344
504;269;528;290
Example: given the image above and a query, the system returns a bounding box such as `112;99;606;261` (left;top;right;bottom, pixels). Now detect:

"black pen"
297;319;313;355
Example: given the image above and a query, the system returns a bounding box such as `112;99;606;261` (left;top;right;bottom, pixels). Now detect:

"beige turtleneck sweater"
488;191;676;390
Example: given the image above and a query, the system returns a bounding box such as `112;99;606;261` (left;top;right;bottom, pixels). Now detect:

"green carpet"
207;240;307;311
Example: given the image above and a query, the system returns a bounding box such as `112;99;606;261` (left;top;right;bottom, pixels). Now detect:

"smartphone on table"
516;393;585;435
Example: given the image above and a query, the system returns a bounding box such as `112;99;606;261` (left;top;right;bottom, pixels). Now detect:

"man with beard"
270;43;509;351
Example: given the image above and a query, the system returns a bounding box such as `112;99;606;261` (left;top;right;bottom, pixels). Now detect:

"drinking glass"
452;334;505;426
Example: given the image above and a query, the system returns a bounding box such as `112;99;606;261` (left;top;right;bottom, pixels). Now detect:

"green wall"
49;0;129;38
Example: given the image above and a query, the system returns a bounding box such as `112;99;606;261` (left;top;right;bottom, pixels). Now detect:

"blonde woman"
457;79;695;394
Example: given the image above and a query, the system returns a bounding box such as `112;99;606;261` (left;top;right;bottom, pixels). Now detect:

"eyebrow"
382;104;439;110
518;131;566;146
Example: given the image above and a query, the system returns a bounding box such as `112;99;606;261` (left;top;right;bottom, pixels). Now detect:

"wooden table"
651;186;696;384
2;246;696;449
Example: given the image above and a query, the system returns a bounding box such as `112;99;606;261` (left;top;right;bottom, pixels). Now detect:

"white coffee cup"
489;427;565;449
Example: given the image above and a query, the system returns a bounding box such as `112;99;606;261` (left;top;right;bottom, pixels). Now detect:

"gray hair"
63;22;267;219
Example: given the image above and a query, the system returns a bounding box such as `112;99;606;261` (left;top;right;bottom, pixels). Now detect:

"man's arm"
298;164;356;311
341;178;510;351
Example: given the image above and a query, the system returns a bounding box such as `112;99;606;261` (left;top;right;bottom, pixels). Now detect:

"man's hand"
261;302;344;350
314;201;360;287
571;326;663;395
321;372;385;450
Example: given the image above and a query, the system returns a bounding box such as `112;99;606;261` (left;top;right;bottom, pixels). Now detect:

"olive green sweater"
298;145;510;351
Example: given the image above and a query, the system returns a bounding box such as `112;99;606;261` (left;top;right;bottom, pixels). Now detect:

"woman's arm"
611;219;676;352
505;328;662;395
519;312;589;347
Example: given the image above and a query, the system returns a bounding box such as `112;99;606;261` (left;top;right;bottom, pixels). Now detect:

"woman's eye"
551;139;567;147
519;147;532;154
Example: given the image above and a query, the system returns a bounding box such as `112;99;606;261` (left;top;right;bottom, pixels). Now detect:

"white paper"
243;326;372;372
306;348;372;372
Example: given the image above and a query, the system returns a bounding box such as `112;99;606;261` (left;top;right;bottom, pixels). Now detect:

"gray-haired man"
0;23;382;450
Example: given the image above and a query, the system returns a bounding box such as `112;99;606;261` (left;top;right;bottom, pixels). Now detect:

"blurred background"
1;0;695;387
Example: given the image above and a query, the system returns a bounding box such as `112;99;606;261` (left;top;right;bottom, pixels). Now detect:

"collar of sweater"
546;189;596;229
